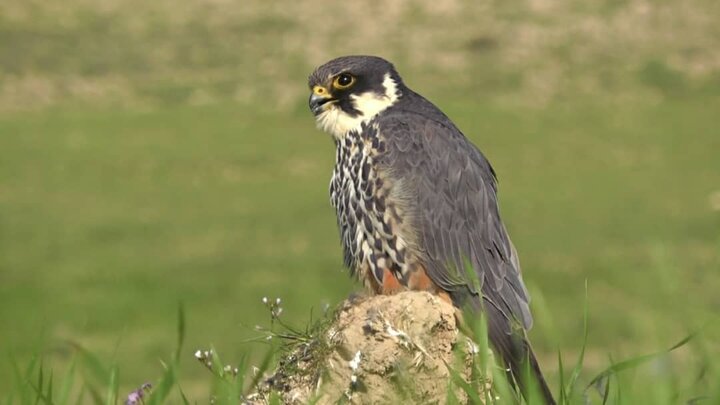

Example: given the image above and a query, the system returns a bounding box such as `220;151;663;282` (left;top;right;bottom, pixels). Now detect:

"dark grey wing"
376;111;533;330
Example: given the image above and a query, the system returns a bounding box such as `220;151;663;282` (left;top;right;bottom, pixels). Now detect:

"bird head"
308;55;403;139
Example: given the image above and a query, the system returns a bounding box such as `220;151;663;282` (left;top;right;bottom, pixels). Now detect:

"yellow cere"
313;85;330;97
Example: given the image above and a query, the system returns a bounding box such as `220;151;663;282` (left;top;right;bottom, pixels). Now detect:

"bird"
307;55;555;404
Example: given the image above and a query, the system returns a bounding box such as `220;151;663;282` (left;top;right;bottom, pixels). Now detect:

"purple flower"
125;382;152;405
125;391;142;405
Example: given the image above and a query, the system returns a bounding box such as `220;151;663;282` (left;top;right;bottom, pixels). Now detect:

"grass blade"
234;352;249;398
175;303;186;365
585;333;694;391
146;360;176;405
245;344;276;397
447;366;483;404
67;341;109;387
46;370;54;405
10;354;33;405
600;368;611;405
34;360;43;405
105;365;118;405
489;362;519;404
176;384;191;405
67;343;107;405
57;357;77;405
25;360;54;405
565;279;589;398
557;351;567;404
445;376;460;405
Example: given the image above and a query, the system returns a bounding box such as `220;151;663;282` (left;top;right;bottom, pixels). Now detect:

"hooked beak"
309;87;335;115
309;93;334;115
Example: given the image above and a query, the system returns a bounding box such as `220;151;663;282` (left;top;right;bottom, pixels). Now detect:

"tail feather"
455;291;556;405
485;300;556;405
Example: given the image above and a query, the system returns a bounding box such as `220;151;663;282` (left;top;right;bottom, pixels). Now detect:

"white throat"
315;73;400;140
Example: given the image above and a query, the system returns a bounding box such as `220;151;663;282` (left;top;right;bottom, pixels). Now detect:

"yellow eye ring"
332;73;355;90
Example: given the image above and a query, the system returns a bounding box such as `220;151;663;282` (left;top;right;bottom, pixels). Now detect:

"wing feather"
376;111;533;330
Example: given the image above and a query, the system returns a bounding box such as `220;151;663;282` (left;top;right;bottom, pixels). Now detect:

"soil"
247;291;490;404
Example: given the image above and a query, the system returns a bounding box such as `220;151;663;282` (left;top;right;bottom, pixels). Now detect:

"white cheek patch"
315;106;364;140
314;73;400;140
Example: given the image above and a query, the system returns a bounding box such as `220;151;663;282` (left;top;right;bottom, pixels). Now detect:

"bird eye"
333;73;355;89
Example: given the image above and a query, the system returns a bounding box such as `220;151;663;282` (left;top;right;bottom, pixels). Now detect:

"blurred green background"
1;0;719;401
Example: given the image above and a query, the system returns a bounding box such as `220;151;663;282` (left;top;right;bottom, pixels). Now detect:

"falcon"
308;55;555;404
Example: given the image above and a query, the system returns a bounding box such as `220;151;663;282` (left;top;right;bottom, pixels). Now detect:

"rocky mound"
249;291;492;404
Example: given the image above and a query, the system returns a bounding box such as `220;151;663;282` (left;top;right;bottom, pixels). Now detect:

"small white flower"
194;350;203;359
275;298;282;305
262;297;268;305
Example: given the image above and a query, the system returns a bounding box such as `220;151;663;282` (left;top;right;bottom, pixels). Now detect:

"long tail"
454;292;556;404
484;302;556;405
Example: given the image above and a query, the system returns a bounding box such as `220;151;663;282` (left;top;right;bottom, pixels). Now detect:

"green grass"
0;102;355;399
2;94;718;402
4;292;716;404
1;0;719;402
